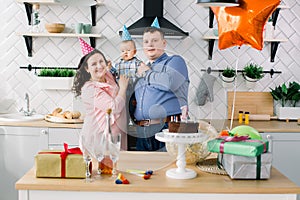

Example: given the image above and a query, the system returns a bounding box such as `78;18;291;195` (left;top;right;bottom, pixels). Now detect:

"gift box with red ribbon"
207;136;269;157
35;143;90;178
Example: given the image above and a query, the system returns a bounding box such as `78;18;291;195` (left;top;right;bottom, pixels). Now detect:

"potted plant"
37;68;76;90
220;67;236;89
270;81;300;120
243;63;264;89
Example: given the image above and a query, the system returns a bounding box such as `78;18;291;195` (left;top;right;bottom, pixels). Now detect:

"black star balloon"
211;0;280;50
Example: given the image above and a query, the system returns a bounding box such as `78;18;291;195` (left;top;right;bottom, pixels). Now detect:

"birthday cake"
168;122;199;133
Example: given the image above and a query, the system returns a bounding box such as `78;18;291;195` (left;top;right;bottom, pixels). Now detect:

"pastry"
54;113;65;119
63;111;73;119
71;111;81;119
50;108;81;120
52;107;62;116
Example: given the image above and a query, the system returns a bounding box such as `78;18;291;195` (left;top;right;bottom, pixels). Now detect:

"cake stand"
155;131;208;179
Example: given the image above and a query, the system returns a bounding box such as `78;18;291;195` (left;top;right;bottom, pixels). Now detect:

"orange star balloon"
211;0;280;50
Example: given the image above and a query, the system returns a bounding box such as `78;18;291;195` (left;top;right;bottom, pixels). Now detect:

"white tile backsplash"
0;0;299;119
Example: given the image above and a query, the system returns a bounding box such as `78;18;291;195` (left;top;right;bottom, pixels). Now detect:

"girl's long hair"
72;49;108;97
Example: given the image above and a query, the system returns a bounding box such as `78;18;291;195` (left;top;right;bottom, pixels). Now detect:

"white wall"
0;0;299;120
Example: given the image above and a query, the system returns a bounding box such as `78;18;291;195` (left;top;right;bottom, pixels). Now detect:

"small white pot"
220;75;235;89
276;107;300;120
244;76;258;89
37;76;74;90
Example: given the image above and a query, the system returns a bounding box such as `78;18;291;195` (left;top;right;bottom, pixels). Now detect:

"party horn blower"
130;172;151;179
115;173;130;184
126;169;153;175
126;169;153;179
118;173;130;184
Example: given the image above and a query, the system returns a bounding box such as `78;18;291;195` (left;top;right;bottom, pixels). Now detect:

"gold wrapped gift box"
35;149;87;178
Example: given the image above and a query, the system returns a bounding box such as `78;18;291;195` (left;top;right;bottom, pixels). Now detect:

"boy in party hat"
111;25;142;82
110;25;142;124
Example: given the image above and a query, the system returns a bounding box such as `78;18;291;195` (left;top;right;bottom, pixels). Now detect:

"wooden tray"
44;114;83;124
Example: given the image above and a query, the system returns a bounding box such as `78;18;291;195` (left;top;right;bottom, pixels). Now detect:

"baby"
111;39;142;82
110;25;142;124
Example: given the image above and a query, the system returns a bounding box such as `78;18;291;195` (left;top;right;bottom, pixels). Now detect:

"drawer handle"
266;134;272;139
41;130;48;135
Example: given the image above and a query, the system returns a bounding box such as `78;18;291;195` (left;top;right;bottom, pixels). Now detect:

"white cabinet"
261;132;300;186
48;127;81;149
0;126;80;200
0;126;48;200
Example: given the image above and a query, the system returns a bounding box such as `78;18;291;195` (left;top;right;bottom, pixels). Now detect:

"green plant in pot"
220;67;236;88
222;67;236;78
270;81;300;107
243;63;264;88
37;68;76;90
38;68;75;77
270;81;300;120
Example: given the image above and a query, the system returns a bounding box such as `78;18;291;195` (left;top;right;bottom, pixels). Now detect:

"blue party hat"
151;17;160;28
122;25;132;41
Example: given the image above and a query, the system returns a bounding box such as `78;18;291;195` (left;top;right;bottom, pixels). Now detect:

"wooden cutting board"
44;114;83;124
227;92;274;119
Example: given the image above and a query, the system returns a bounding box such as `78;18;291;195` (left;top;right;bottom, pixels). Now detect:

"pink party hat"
79;37;94;55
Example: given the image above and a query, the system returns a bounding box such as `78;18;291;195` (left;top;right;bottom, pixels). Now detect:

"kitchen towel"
194;72;216;106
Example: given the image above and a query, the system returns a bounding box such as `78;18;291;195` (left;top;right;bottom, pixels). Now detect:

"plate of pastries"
45;108;83;123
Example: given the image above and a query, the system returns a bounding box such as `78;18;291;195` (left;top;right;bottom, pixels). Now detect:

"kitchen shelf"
208;5;289;29
202;35;287;62
202;35;288;42
17;32;102;37
17;0;103;26
205;4;289;62
16;0;103;5
17;32;102;57
271;5;289;27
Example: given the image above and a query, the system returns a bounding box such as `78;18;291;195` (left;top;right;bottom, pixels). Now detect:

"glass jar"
31;3;41;33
